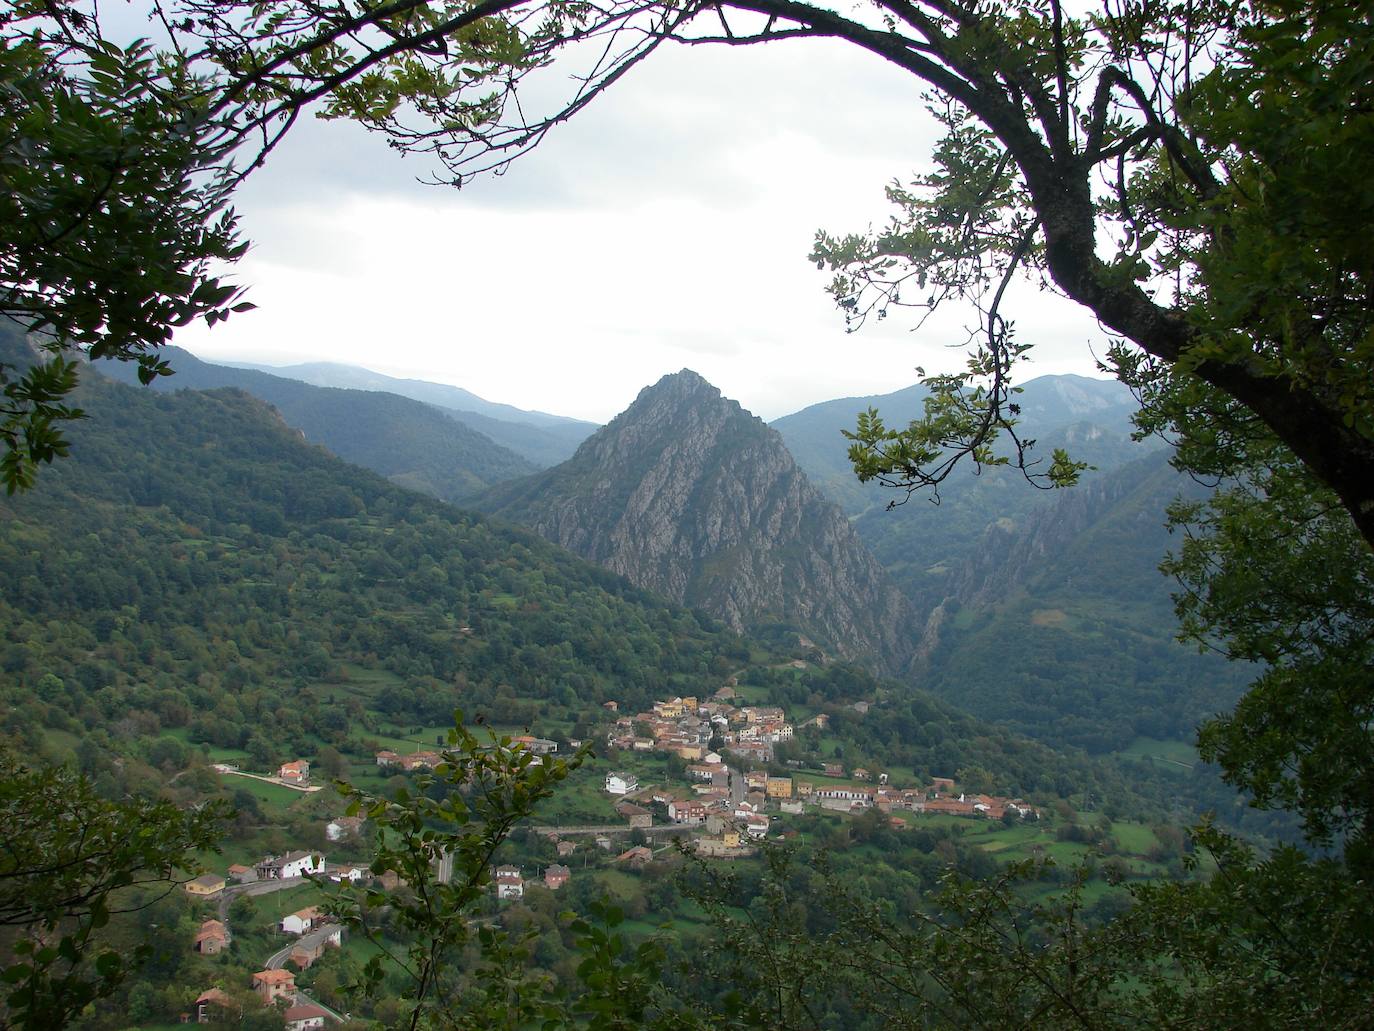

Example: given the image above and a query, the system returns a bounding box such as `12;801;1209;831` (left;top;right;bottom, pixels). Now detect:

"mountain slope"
474;370;921;677
237;360;599;466
919;450;1249;753
93;346;536;503
773;374;1153;606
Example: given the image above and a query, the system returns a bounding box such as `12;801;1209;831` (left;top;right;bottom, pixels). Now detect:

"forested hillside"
92;346;537;503
774;377;1244;758
0;363;1144;807
240;359;599;466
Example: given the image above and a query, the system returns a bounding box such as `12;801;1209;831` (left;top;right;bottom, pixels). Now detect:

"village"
175;691;1042;1026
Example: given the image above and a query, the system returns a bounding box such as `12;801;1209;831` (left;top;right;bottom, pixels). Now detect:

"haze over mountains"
231;359;598;466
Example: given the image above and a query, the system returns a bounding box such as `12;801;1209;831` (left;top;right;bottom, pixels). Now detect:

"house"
615;801;653;828
766;777;793;799
795;781;814;798
511;735;559;755
668;799;706;825
194;919;229;955
279;760;310;784
495;865;523;900
375;750;401;767
801;713;830;730
853;768;871;781
284;1002;331;1031
603;700;619;711
325;815;366;842
251;968;296;1003
257;851;324;880
744;770;769;791
824;762;845;777
930;777;957;794
288;926;342;970
556;840;577;857
328;863;367;883
227;863;257;884
605;771;639;795
594;835;614;851
850;701;871;715
194;988;237;1024
544;864;571;890
616;846;653;868
184;873;226;898
281;907;321;935
743;814;771;839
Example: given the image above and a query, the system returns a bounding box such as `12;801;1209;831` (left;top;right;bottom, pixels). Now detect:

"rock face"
476;370;919;676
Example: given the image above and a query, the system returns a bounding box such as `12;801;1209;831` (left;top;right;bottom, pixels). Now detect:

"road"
217;875;305;921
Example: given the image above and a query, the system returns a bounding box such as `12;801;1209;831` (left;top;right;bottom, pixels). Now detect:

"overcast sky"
172;35;1115;424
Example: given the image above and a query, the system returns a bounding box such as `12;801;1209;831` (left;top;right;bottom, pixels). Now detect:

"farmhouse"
605;771;639;795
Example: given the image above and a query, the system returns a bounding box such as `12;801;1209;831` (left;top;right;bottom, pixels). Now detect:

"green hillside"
93;345;537;503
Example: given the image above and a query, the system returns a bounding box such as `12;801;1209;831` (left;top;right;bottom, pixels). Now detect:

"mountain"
234;360;599;466
773;375;1247;757
92;346;537;504
474;370;922;677
917;450;1249;753
772;374;1153;606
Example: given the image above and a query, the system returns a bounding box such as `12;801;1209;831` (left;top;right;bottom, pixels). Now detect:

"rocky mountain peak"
476;372;920;677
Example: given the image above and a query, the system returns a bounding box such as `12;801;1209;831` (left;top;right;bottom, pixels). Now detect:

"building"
495;865;523;900
279;760;310;784
288;926;342;970
251;968;296;1004
284;1002;331;1031
766;777;793;799
281;907;321;935
194;988;236;1024
616;846;653;868
544;864;571;890
184;873;226;898
257;851;324;880
193;919;228;955
556;839;577;857
605;771;639;795
326;815;366;842
668;799;706;825
615;800;653;828
511;735;559;755
227;863;257;884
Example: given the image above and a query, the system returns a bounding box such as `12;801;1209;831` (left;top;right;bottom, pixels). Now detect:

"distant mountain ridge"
474;369;922;677
772;374;1152;606
231;360;599;466
92;346;537;504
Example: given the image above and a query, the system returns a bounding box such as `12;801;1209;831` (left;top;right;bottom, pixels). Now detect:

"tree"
0;749;227;1028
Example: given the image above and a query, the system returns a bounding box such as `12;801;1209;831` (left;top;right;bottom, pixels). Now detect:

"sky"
171;32;1116;424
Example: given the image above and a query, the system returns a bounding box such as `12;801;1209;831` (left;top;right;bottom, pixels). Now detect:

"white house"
328;864;367;884
325;815;365;842
256;851;324;880
284;1002;330;1031
280;907;321;935
494;865;523;900
605;771;639;795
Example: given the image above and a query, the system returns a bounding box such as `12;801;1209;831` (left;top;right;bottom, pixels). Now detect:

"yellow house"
766;777;793;799
184;873;226;898
722;829;741;848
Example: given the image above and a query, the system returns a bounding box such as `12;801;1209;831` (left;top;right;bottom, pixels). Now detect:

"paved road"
217;876;304;920
265;923;343;969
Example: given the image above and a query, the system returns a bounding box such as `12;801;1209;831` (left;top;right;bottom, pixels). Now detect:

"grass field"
1117;736;1198;769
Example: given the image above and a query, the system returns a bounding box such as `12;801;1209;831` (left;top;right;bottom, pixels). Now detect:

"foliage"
820;0;1374;547
0;750;227;1028
330;718;691;1030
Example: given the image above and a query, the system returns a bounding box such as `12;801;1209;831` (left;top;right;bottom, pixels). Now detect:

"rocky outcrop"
475;370;920;676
